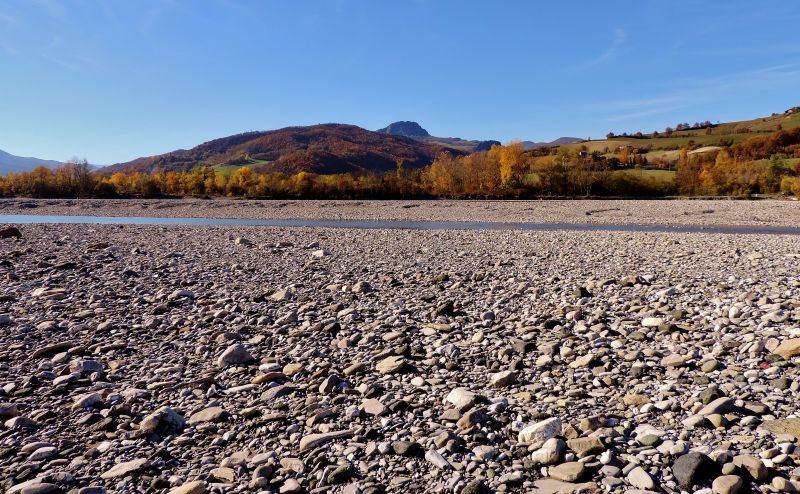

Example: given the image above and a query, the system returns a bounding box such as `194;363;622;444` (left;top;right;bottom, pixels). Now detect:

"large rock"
100;458;149;479
712;475;743;494
425;448;452;470
567;436;605;457
72;393;102;410
139;407;185;436
732;455;767;482
445;388;479;412
699;397;735;415
457;407;488;430
490;370;517;387
168;481;207;494
569;354;595;368
31;342;74;359
641;317;664;327
518;417;562;444
759;418;800;437
673;451;720;488
530;479;597;494
626;466;656;490
773;339;800;359
549;462;585;482
187;406;227;425
216;344;253;367
299;429;353;451
0;403;19;418
376;355;406;374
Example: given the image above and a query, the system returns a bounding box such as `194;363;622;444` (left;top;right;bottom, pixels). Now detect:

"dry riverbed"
1;220;800;494
1;198;799;227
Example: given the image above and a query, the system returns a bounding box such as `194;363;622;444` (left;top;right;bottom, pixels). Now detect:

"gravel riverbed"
1;221;800;494
1;198;799;227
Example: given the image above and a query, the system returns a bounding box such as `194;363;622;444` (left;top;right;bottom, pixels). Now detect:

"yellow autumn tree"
498;141;526;188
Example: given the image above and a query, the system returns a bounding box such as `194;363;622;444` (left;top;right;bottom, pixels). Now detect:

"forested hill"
103;124;461;175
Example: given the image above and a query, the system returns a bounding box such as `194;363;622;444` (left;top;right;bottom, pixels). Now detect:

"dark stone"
771;377;791;390
765;353;785;363
434;300;455;317
391;440;422;456
0;227;21;239
327;463;353;484
462;479;491;494
510;338;534;353
323;322;341;334
150;477;170;489
573;286;592;298
629;331;646;341
673;451;720;488
543;319;561;330
699;386;722;405
363;487;385;494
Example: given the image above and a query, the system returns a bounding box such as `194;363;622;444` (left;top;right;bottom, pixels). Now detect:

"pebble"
712;475;743;494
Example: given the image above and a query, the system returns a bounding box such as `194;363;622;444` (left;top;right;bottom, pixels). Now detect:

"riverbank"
1;197;798;227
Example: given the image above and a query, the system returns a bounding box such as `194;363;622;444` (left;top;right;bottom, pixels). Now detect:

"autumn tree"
427;152;459;196
675;147;701;195
497;141;526;188
227;167;255;196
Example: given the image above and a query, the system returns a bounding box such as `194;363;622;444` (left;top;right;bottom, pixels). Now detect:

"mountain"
0;149;63;174
475;140;502;151
377;121;429;138
377;121;583;152
378;121;501;153
104;124;462;175
521;137;584;150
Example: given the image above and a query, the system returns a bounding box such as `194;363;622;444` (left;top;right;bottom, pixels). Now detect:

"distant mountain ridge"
104;121;586;176
0;149;103;174
377;121;583;152
0;149;63;174
104;123;462;175
377;121;502;153
521;137;584;150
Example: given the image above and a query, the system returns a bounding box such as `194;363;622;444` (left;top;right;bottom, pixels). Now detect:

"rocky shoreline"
1;198;799;227
1;222;800;494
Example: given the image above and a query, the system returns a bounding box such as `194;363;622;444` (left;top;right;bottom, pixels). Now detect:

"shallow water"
1;214;799;235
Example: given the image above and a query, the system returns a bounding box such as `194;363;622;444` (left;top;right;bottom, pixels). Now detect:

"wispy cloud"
692;44;800;57
594;63;800;122
671;63;800;92
39;34;98;72
583;28;626;67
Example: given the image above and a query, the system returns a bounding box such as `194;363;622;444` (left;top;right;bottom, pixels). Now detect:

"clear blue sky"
1;0;798;165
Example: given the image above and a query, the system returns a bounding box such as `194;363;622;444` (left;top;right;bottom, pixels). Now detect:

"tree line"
1;128;799;199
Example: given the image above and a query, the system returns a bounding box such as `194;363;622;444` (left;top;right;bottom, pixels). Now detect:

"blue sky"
1;0;799;164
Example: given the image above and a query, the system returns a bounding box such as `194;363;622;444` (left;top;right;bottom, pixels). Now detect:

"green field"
617;168;676;182
211;159;272;176
562;109;800;161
